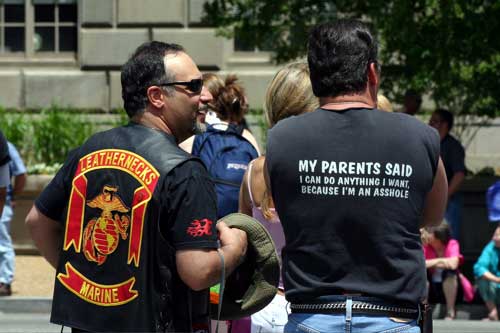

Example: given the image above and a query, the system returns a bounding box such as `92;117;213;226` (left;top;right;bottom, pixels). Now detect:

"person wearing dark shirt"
25;41;247;333
429;109;466;240
265;20;448;332
403;89;422;116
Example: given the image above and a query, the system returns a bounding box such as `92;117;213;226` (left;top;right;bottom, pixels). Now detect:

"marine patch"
60;149;160;306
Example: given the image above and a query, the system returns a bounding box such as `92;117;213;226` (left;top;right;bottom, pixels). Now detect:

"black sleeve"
449;140;466;174
35;149;80;222
0;130;10;167
161;159;218;250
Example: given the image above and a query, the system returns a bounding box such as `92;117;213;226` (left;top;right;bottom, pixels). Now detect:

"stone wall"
0;0;280;111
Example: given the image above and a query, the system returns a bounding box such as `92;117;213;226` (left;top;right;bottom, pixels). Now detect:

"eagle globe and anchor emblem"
83;185;131;265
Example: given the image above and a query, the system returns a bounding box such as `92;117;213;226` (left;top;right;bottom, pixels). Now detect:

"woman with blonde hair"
377;94;394;112
237;62;318;333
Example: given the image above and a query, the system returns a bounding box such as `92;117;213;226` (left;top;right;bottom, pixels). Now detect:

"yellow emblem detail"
83;185;130;265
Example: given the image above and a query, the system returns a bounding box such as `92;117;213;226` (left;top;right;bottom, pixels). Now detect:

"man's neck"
131;111;175;137
319;94;376;111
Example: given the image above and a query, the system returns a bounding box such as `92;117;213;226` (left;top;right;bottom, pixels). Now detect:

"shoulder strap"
247;160;256;207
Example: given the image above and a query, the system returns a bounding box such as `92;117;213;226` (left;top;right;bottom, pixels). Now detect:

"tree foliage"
204;0;500;118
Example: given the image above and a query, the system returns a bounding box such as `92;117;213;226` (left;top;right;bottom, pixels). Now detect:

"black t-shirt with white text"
266;108;440;306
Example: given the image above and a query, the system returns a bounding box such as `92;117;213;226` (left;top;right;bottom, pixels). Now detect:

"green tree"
204;0;500;120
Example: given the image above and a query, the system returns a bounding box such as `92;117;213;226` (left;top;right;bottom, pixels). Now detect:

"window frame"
0;0;77;61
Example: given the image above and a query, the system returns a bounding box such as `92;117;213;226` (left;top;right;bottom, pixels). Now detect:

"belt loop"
346;297;353;322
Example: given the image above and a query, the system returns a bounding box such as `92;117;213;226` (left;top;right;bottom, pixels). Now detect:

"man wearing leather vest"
25;41;247;333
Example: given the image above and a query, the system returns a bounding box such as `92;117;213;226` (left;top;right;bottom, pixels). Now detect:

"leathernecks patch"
57;149;160;306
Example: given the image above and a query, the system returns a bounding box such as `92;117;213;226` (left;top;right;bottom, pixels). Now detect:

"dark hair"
121;41;184;118
427;222;452;244
404;89;422;107
435;108;454;130
212;74;247;124
307;19;378;98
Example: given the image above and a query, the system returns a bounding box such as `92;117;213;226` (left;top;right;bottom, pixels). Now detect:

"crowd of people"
0;17;496;333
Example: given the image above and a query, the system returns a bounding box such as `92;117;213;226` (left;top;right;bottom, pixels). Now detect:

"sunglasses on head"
158;78;203;94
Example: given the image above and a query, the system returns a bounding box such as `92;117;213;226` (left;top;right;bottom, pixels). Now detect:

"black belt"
290;301;420;320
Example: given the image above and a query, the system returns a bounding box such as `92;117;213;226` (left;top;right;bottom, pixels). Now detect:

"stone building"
0;0;498;169
0;0;279;111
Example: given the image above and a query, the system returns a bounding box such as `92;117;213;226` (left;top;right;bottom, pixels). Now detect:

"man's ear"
368;62;379;88
147;86;165;109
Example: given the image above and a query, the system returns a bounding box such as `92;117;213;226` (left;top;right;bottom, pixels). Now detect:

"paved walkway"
10;255;54;297
3;255;493;325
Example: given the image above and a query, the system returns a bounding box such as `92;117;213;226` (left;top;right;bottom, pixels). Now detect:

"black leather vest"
51;123;206;332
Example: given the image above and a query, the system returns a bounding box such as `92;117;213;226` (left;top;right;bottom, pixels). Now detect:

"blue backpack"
192;124;259;218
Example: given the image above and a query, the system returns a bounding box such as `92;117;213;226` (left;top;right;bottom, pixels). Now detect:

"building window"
0;0;77;56
0;1;25;52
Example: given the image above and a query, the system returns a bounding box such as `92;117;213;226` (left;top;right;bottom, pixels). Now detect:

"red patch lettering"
186;219;213;237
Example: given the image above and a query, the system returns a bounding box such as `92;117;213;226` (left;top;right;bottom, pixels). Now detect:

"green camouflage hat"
210;213;280;320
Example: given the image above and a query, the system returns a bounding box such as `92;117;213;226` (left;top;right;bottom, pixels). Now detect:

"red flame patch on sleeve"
186;219;213;237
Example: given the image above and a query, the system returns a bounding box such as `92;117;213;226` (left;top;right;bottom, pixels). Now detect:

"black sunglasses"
158;78;203;94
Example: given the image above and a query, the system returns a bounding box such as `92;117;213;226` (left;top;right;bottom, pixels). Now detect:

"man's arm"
8;142;27;205
176;222;247;291
25;205;62;268
13;173;27;196
166;159;247;291
11;173;27;208
448;171;465;198
421;158;448;227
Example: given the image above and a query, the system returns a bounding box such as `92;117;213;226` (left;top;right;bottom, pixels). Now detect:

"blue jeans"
285;313;420;333
445;194;462;241
0;204;14;284
285;297;420;333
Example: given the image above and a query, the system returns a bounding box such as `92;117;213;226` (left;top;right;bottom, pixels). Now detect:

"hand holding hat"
210;213;280;320
216;221;248;270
